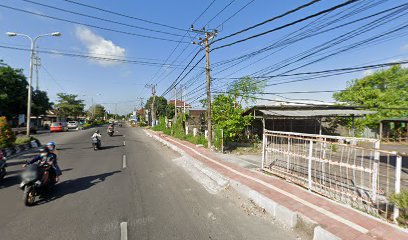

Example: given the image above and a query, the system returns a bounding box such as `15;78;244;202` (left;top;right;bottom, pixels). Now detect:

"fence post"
262;132;266;170
287;138;291;171
221;129;224;153
393;155;402;223
372;140;380;202
308;140;313;190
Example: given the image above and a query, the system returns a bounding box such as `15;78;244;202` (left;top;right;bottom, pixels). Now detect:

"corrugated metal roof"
259;109;375;117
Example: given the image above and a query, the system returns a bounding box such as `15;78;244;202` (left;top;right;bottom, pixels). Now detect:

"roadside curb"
145;130;230;192
144;130;332;239
1;139;42;160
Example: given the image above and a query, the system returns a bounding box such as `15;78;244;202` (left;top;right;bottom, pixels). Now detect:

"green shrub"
390;190;408;225
15;136;32;145
0;116;15;148
82;122;92;128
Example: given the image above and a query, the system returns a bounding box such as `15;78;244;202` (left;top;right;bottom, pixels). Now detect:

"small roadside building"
243;104;376;137
379;118;408;142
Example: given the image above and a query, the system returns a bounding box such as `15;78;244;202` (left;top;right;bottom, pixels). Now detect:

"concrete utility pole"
192;26;217;149
6;31;61;136
174;87;177;123
34;50;41;91
145;84;157;126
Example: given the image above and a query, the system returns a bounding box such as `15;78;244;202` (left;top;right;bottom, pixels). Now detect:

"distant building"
186;108;206;134
168;100;192;111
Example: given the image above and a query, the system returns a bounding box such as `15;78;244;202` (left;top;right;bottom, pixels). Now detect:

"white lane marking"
123;141;126;146
164;136;369;234
122;155;127;169
120;222;127;240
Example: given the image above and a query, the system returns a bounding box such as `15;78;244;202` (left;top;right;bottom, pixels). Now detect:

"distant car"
50;122;63;132
67;121;79;129
50;122;68;132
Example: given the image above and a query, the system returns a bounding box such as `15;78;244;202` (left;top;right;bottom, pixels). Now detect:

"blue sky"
0;0;407;114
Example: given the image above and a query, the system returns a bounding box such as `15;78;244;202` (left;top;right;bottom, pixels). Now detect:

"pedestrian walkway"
147;130;408;240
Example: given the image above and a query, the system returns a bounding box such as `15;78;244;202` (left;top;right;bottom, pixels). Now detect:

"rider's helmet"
95;129;100;134
46;141;56;151
39;147;50;157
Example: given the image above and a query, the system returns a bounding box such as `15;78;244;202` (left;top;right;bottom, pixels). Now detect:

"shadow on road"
0;175;20;189
37;170;120;204
100;145;122;150
109;134;123;137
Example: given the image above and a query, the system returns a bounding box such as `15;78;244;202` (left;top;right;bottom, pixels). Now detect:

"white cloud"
75;26;126;66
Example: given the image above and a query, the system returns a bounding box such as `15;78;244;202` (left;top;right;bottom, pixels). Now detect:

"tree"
333;65;408;130
54;93;85;119
166;103;175;119
227;76;266;107
0;116;15;148
87;104;106;120
145;96;168;117
0;63;28;118
32;90;52;117
212;94;252;142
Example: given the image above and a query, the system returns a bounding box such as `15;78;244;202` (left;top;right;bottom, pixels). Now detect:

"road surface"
0;126;303;240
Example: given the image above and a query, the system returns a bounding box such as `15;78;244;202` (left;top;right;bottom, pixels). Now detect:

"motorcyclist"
92;129;102;139
45;142;62;181
23;148;57;186
107;123;114;132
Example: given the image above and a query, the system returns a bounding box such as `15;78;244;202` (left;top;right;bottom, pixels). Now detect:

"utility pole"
145;84;156;126
34;49;41;91
192;25;217;148
174;87;177;123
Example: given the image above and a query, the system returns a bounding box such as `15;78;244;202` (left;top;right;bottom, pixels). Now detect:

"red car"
50;122;66;132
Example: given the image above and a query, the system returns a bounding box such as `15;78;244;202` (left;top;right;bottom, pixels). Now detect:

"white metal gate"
262;130;404;222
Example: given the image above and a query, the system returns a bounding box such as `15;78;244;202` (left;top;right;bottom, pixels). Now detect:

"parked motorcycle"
0;151;6;180
92;137;101;150
20;161;56;206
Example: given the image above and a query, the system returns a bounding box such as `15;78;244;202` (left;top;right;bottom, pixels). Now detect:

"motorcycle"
20;161;56;206
107;128;114;137
92;137;101;150
0;151;6;180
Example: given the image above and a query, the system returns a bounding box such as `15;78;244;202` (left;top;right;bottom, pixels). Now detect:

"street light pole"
6;32;61;136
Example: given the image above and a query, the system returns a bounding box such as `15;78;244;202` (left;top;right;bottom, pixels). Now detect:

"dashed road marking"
122;155;127;169
123;141;126;146
120;222;127;240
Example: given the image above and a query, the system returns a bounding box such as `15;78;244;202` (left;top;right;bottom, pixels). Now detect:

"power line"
215;0;255;29
216;60;408;80
147;0;218;86
40;64;66;93
0;4;188;43
214;2;408;87
0;45;206;68
212;0;359;50
213;0;322;43
22;0;186;38
63;0;189;32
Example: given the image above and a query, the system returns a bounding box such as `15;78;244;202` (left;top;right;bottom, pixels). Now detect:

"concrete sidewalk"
146;130;408;240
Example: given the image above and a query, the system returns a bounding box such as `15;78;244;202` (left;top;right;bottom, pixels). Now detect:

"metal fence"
262;130;406;223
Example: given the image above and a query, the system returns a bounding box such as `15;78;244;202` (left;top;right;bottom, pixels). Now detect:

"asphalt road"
0;126;302;240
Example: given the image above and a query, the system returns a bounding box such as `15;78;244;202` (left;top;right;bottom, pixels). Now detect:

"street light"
6;31;61;136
